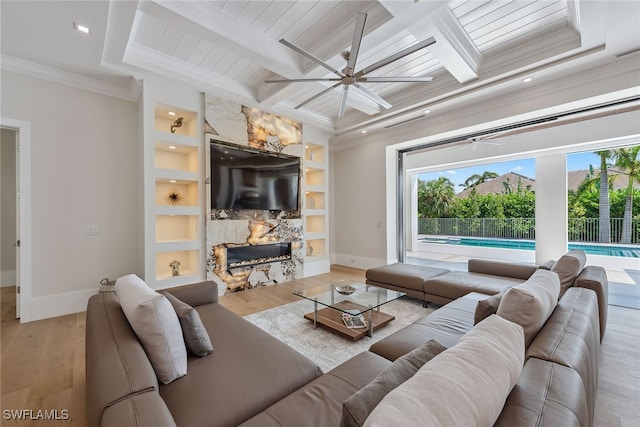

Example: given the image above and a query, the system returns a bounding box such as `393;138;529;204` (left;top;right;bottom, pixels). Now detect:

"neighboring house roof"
457;172;535;197
567;169;636;192
458;169;637;198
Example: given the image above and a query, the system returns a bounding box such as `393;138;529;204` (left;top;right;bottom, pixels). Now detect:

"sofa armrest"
468;259;538;280
573;266;608;341
163;281;218;307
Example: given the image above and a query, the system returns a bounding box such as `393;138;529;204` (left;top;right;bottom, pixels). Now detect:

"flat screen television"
210;141;300;211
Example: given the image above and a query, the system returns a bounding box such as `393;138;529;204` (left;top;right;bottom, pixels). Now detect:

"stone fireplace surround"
204;94;305;295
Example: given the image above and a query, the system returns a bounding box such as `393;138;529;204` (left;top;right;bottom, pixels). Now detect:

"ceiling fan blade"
345;13;367;76
265;78;341;83
295;82;342;109
338;86;350;118
279;39;344;78
352;84;392;109
358;76;433;83
354;36;436;79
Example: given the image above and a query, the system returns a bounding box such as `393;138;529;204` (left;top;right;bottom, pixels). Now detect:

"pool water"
419;237;640;258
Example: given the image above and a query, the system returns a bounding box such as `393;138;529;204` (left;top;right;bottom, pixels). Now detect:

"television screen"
210;141;300;211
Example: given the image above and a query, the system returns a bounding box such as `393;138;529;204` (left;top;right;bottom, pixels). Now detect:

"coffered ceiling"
1;1;639;139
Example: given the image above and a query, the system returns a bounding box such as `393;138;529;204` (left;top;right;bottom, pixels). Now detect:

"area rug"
244;297;435;372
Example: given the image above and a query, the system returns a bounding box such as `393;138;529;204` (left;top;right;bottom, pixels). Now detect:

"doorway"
1;118;31;321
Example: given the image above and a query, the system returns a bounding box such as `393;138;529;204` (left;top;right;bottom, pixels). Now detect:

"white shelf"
155;169;199;182
155;205;201;216
143;87;205;288
153;130;199;147
303;137;329;275
156;239;201;252
305;232;326;240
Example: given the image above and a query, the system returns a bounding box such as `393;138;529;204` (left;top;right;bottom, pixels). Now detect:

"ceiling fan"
265;12;436;118
452;132;515;151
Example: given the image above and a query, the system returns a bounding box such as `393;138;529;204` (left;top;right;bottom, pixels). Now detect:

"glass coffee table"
294;280;405;341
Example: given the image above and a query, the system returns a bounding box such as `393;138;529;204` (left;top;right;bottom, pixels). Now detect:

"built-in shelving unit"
143;79;205;288
303;141;330;276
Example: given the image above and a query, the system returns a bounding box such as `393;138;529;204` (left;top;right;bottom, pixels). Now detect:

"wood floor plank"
1;266;638;426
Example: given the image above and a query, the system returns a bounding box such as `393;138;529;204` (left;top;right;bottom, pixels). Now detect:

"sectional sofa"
86;251;606;426
366;250;608;340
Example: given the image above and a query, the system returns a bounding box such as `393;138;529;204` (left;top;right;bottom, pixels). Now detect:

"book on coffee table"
342;313;367;329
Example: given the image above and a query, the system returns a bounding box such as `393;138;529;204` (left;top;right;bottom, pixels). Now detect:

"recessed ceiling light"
73;22;91;34
361;130;367;134
169;180;177;183
423;109;431;114
168;111;176;116
168;145;177;150
523;77;533;83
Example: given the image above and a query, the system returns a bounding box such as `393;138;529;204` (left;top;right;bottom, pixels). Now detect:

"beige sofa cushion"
164;292;213;357
496;269;560;347
341;340;446;427
551;249;586;297
115;274;187;384
364;315;524;427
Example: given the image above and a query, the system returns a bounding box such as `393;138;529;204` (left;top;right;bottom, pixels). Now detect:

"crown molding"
0;55;140;102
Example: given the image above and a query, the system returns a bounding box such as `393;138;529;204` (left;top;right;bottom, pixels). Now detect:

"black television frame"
209;140;301;212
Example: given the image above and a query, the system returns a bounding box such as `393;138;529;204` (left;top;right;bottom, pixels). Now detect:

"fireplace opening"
225;242;292;269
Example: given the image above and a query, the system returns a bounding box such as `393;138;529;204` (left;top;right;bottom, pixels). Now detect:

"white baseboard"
21;288;98;322
1;270;16;287
332;254;388;271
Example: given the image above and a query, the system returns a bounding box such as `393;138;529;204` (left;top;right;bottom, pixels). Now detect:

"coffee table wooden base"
302;301;395;341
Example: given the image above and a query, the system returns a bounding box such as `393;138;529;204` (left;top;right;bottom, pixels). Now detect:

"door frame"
1;118;32;322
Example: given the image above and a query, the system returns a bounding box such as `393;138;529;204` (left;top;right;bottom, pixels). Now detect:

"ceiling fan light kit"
265;12;436;118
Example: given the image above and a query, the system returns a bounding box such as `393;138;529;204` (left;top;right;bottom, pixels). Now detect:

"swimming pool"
418;237;640;258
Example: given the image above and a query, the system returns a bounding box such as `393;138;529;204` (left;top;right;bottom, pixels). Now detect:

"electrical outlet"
83;225;102;236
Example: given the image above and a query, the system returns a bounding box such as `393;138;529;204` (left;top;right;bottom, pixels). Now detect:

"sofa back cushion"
551;249;586;298
526;287;600;425
115;274;187;384
341;340;446;427
497;269;560;347
86;293;159;427
364;315;524;427
101;391;177;427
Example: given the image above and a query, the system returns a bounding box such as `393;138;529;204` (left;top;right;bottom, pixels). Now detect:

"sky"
417;151;602;193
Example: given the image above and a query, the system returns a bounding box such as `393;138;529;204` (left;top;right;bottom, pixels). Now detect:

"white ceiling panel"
2;0;635;133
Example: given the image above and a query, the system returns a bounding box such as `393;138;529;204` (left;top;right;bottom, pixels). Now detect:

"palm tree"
595;150;613;243
459;171;499;191
418;177;456;218
613;146;640;244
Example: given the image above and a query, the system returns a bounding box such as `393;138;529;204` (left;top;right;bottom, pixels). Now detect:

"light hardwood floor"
1;266;638;426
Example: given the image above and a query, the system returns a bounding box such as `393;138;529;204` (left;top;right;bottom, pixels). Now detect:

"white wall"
1;128;17;286
0;70;142;320
332;140;389;269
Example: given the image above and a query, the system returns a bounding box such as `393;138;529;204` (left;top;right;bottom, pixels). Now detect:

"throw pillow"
363;315;524;427
163;292;213;357
340;340;446;427
538;259;556;270
496;269;560;347
115;274;187;384
551;249;586;297
474;291;505;325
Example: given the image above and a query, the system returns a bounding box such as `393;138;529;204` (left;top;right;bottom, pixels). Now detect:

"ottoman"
365;263;450;303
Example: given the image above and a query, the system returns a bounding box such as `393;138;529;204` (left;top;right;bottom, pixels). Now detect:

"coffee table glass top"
293;280;405;315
